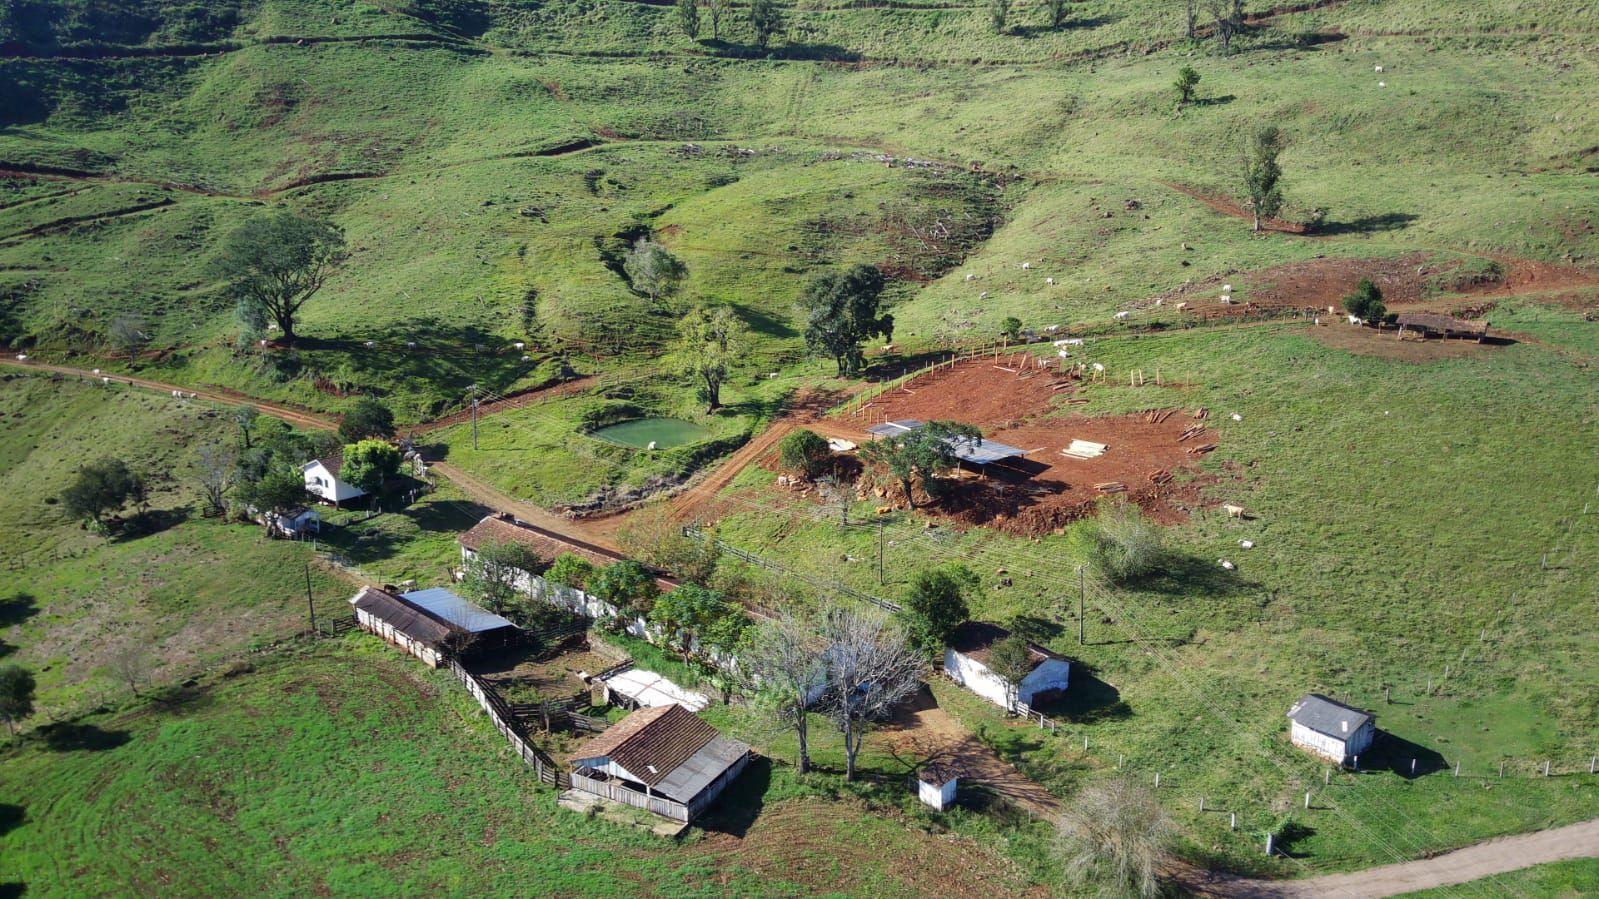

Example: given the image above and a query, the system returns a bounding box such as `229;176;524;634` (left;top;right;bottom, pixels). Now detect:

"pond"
589;417;711;449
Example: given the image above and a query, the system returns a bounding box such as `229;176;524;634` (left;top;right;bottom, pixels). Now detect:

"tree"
234;406;259;449
989;0;1011;33
590;560;660;615
0;664;36;736
777;428;832;480
108;313;149;362
623;237;686;305
1075;500;1165;583
195;442;237;517
677;0;700;38
341;439;400;494
818;606;925;781
1001;316;1023;341
1174;65;1201;107
462;539;541;615
799;264;894;376
1184;0;1198;39
816;474;852;528
858;420;981;509
900;563;979;652
615;507;720;584
748;0;783;51
1242;124;1286;232
650;584;743;664
1208;0;1241;56
210;209;347;345
739;611;827;773
1044;0;1068;28
103;641;156;698
339;396;395;443
61;458;145;533
985;633;1034;709
546;553;597;591
669;305;747;412
236;462;309;528
707;0;727;39
1342;278;1386;323
1055;779;1177;899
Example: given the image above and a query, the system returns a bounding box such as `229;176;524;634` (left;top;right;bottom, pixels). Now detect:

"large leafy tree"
650;584;746;665
462;539;541;615
60;458;146;533
748;0;784;50
1242;124;1286;232
900;563;979;652
339;396;395;443
623;237;686;305
858;420;981;508
211;209;347;345
799;264;894;376
590;560;660;615
341;439;401;494
0;664;36;735
676;0;699;38
669;305;747;412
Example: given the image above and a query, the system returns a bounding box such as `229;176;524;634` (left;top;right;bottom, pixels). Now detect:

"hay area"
842;358;1213;536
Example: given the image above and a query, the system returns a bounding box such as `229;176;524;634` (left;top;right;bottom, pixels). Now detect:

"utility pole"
304;561;317;634
877;520;885;585
470;384;480;450
1078;565;1086;645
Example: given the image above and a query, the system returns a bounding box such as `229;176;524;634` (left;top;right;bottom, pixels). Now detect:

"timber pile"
1095;481;1126;493
1193;407;1209;419
1187;442;1217;456
1150;469;1174;486
1144;408;1177;424
1177;424;1206;442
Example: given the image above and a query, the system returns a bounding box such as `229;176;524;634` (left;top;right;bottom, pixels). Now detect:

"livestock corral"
842;357;1215;535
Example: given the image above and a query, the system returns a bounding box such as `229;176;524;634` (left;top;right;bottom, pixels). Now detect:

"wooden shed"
1394;313;1489;341
567;704;751;823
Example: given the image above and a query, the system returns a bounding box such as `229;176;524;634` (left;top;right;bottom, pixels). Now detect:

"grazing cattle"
1224;503;1246;518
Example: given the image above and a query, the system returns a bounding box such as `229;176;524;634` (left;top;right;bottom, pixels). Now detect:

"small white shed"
917;764;958;811
303;457;366;505
943;621;1070;712
1287;694;1375;765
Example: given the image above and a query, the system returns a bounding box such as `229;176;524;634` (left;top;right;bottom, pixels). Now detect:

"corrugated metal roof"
863;420;1027;465
400;587;516;634
349;586;454;645
651;735;749;804
1287;693;1373;739
570;704;747;793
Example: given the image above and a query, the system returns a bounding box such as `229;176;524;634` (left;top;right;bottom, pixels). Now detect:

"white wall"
1018;659;1071;706
1290;720;1374;763
918;777;957;811
944;650;1070;711
354;607;443;667
305;461;365;504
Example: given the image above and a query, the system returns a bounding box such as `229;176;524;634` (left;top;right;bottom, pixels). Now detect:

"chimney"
1340;720;1349;733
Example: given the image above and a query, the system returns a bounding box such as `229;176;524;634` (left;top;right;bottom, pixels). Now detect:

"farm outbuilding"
865;419;1030;472
459;514;676;593
1287;694;1376;765
302;456;366;506
567;703;751;823
943;621;1070;712
349;585;520;667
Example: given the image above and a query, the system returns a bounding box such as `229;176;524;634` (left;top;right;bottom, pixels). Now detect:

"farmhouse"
459;513;675;592
349;585;520;667
302;456;366;505
1287;694;1376;765
568;703;751;823
1394;313;1489;341
943;621;1070;711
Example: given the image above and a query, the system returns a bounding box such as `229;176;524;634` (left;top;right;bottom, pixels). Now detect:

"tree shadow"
0;592;38;628
696;754;771;838
701;39;861;62
1314;212;1419;237
318;524;401;567
728;302;797;340
37;722;130;752
1006;614;1063;643
0;803;23;837
115;506;191;541
404;496;492;532
0;882;24;899
1275;820;1316;858
1189;94;1237;108
1035;669;1130;724
1133;552;1261;599
1360;731;1446;779
1010;15;1119;38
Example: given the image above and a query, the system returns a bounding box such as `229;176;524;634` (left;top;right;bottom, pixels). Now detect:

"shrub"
777;429;832;480
589;560;660;615
1342;279;1386;323
546;553;596;590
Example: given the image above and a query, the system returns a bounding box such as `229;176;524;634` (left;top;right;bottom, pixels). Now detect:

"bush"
1074;500;1164;583
546;553;596;590
589;560;660;615
900;563;980;651
777;429;831;480
1342;279;1386;323
341;439;401;493
1001;316;1023;341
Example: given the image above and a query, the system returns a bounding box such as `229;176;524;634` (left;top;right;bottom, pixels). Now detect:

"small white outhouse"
917;765;958;811
1287;694;1375;765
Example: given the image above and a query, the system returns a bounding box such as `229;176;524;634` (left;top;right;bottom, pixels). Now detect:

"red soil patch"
1156;253;1599;320
1307;321;1500;362
840;359;1215;535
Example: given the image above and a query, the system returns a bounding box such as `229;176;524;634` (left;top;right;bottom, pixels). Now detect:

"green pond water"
589;417;710;449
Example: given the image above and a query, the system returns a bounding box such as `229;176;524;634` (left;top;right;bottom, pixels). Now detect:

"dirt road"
1194;817;1599;898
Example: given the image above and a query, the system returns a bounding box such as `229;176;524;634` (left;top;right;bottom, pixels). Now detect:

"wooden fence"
446;658;569;789
570;771;689;822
